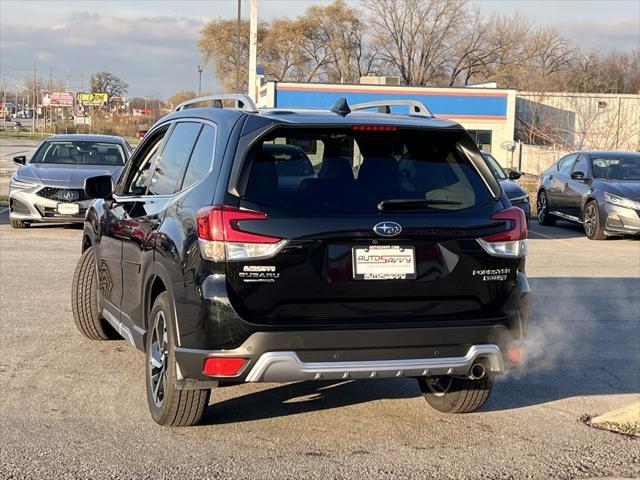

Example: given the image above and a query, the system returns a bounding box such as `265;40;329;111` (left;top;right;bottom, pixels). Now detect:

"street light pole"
197;65;204;97
236;0;241;93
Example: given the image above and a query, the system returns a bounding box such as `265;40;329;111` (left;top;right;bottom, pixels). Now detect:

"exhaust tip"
469;362;486;380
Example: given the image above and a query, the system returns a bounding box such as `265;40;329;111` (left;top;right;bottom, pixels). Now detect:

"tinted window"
149;122;201;195
572;155;589;175
31;141;125;166
182;125;216;189
557;154;577;174
242;128;493;213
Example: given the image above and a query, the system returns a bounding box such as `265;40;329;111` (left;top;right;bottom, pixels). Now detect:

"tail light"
477;207;528;258
203;357;246;376
196;205;286;261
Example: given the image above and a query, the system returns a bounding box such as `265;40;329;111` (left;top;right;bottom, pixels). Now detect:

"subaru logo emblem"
373;221;402;237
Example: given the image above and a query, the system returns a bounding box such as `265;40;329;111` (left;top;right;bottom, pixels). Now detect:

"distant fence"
518;145;570;176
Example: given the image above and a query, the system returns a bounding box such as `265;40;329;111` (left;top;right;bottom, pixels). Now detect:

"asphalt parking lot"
0;213;638;480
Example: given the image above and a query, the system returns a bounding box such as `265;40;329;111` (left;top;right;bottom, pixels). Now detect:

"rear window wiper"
377;198;462;211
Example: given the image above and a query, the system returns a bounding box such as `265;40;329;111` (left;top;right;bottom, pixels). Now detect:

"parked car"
136;129;148;139
481;151;530;223
537;151;640;239
72;95;531;426
9;134;132;228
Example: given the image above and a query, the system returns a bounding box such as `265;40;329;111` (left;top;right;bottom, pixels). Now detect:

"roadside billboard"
76;92;108;107
41;91;74;107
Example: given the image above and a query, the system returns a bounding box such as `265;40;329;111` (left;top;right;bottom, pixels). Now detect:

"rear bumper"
175;323;518;387
173;271;531;388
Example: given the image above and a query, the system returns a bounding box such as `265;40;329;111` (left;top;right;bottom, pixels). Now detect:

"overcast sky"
2;0;639;98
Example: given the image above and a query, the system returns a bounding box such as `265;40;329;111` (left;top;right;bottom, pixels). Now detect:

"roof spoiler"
175;94;258;113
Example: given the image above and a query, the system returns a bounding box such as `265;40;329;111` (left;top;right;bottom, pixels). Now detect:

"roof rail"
175;94;258;113
351;100;433;117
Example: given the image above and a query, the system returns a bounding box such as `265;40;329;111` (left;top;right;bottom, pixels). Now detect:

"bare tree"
89;72;128;97
364;0;467;85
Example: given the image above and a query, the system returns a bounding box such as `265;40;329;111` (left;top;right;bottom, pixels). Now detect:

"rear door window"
181;124;216;189
149;122;201;195
240;128;493;213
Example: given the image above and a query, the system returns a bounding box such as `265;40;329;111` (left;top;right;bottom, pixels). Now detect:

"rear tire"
536;191;556;226
71;247;119;340
10;219;29;229
418;375;494;414
146;292;210;427
583;201;607;240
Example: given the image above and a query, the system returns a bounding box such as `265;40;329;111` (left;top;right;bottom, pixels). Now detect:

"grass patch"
0;131;50;141
0;195;8;206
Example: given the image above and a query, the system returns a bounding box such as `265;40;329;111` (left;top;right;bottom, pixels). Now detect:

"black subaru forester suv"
72;95;530;426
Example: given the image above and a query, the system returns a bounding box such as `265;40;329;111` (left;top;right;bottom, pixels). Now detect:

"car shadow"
528;220;587;239
202;277;639;422
204;378;420;425
529;219;637;241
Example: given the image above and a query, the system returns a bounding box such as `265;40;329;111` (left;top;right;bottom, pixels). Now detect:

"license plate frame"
352;245;416;280
57;203;80;215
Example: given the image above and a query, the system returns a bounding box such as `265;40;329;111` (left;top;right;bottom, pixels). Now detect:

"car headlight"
10;177;39;190
511;194;530;204
604;192;640;210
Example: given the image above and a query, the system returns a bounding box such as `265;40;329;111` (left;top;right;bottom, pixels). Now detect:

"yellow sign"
77;92;108;107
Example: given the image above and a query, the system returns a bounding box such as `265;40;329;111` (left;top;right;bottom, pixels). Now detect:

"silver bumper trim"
244;344;504;382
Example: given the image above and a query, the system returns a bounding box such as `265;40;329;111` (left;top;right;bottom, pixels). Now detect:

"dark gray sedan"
537;150;640;239
481;151;531;222
9;134;131;228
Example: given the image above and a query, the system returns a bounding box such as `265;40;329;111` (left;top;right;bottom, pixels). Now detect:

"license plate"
57;203;80;215
353;245;416;280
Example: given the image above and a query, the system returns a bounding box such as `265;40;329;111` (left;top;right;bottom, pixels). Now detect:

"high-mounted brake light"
477;207;528;258
203;357;246;376
351;125;398;131
196;206;286;261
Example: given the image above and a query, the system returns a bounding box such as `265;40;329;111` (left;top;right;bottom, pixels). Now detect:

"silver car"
9;134;131;228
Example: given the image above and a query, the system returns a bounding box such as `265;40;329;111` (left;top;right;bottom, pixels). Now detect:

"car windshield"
482;152;507;180
241;127;493;213
591;155;640;181
31;141;126;166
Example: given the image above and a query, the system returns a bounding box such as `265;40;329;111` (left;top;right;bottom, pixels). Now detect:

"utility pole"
45;65;53;130
32;60;37;133
236;0;241;92
248;0;258;101
2;77;6;130
15;76;19;118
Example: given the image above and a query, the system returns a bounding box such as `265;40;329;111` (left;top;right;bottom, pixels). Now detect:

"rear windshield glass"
31;141;126;166
241;128;492;213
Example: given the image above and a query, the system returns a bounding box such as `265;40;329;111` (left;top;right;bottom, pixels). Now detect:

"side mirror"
508;170;522;180
571;171;586;181
13;155;26;165
84;175;114;199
